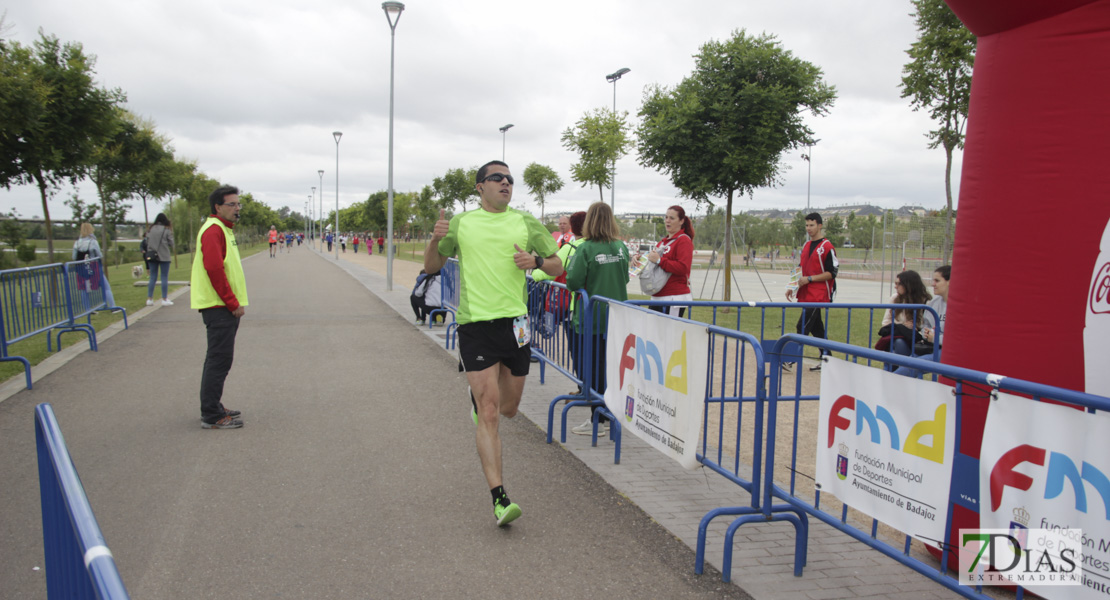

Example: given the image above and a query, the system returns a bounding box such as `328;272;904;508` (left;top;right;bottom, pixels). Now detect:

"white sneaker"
161;299;174;306
146;299;153;306
572;418;609;436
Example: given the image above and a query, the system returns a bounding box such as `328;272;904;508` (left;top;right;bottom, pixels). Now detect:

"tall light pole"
317;169;324;250
605;67;630;210
499;123;514;161
305;198;310;240
801;141;817;213
310;187;316;243
382;1;405;291
333;131;342;260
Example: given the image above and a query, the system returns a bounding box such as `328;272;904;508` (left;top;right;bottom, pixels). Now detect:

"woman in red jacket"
645;205;695;317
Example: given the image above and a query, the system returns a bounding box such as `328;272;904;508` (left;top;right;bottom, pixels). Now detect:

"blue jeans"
147;260;170;299
894;349;942;378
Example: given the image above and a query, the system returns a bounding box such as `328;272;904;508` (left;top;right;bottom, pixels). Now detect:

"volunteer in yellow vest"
191;185;249;429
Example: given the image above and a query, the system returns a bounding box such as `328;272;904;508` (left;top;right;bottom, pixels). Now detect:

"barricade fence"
1;258;126;389
755;335;1110;598
428;258;459;348
36;403;129;599
521;284;1110;597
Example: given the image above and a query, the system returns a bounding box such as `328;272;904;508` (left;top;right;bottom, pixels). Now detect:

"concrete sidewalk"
0;245;745;599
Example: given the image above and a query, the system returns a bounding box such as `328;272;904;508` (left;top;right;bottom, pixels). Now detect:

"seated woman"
879;270;932;362
895;265;949;378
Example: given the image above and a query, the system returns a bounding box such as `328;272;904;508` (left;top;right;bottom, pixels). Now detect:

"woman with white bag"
638;205;695;317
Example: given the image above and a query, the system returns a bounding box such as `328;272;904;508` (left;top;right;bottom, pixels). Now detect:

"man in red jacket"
785;212;838;372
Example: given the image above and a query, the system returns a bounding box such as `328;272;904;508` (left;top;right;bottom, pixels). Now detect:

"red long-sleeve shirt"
200;215;241;312
654;232;693;297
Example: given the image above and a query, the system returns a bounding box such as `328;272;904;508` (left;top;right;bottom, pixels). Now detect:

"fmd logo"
988;444;1110;518
826;394;947;464
618;331;688;393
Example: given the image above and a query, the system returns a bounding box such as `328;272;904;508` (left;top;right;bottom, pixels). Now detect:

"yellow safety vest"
190;217;249;309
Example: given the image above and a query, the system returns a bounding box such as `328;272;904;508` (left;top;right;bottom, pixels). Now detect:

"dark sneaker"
219;404;241;418
809;362;822;372
781;362;794;373
202;416;243;429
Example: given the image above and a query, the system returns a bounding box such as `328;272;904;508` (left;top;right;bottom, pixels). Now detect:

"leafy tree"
64;192;99;224
17;241;37;265
900;0;975;265
116;114;178;228
432;167;478;211
561;107;630;203
0;32;125;261
824;215;846;247
848;213;879;259
521;162;564;220
1;210;25;253
638;30;835;300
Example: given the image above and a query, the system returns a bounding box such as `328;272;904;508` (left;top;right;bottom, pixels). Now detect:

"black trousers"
570;332;610;423
200;307;240;422
796;308;829;355
409;295;444;322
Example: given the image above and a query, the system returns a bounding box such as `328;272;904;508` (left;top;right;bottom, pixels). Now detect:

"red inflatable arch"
935;0;1110;566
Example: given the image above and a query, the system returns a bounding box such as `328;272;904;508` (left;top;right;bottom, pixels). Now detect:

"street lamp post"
499;123;514;161
317;169;324;250
605;67;630;210
310;187;316;243
801;141;817;213
333;131;342;260
382;1;405;291
305;198;310;240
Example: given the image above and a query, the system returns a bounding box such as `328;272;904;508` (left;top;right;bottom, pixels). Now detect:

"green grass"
0;242;267;384
623;293;887;361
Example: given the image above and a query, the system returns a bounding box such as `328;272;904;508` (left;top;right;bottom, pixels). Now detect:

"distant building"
743;204;935;223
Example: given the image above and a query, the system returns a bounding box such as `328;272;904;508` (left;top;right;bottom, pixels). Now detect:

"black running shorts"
457;317;531;376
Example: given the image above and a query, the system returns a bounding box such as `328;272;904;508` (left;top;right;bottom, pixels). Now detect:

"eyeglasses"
223;202;242;208
481;173;514;185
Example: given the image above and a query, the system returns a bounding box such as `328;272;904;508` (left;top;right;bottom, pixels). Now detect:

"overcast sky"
3;0;964;222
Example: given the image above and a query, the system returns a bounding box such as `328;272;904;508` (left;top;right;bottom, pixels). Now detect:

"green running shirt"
438;207;558;325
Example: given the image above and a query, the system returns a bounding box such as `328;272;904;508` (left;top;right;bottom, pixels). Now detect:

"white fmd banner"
980;394;1110;599
603;303;709;470
816;358;956;544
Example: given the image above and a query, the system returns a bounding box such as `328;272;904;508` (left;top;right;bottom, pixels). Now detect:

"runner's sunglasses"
480;173;514;185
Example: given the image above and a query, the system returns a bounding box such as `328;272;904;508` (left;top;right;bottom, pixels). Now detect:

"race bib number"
512;315;531;347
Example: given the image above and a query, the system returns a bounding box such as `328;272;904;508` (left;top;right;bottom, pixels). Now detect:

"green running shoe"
494;502;522;526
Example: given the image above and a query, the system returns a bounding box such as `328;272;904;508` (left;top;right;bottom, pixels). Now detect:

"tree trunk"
723;189;734;302
34;171;54;262
142;195;150;229
597;184;604;203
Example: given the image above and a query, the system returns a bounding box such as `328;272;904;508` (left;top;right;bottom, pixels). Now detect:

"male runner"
268;226;278;258
424;160;562;526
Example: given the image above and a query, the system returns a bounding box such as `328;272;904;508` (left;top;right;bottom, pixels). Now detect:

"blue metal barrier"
35;403;130;599
0;259;127;390
60;258;128;350
428;258;459;348
750;335;1110;598
1;263;82;389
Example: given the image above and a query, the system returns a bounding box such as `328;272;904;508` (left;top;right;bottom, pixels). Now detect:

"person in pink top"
643;205;695;317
